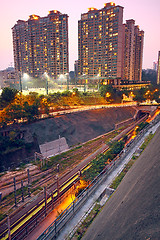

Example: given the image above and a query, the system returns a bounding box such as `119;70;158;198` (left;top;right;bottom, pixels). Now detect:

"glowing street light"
23;73;29;90
106;92;111;98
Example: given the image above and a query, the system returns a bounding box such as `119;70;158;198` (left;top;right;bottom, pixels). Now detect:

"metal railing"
5;113;159;240
37;113;160;240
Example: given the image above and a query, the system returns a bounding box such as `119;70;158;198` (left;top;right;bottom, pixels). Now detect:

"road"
42;102;137;119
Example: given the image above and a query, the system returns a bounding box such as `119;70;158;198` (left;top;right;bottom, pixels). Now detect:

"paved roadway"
83;124;160;239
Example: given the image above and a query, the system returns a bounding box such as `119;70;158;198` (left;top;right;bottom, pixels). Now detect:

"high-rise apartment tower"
78;2;144;84
123;20;144;81
78;2;124;84
12;11;69;79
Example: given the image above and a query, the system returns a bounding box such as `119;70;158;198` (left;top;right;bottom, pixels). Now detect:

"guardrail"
4;113;159;240
36;113;160;240
37;114;160;240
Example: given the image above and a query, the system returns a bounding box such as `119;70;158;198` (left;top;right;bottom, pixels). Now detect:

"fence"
37;113;160;240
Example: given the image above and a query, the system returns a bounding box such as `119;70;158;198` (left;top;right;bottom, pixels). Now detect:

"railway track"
0;114;148;240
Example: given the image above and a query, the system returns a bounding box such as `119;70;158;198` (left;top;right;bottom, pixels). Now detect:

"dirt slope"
25;106;136;146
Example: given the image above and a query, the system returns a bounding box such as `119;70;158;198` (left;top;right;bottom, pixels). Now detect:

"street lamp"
59;74;64;90
79;74;87;92
23;73;29;90
44;72;49;95
19;71;22;92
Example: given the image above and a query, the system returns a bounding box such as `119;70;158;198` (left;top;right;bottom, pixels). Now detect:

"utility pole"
67;73;69;90
21;180;24;202
57;164;60;173
7;215;11;240
51;192;54;210
19;71;22;92
46;77;48;95
44;187;47;217
27;169;31;197
13;177;17;207
56;175;59;199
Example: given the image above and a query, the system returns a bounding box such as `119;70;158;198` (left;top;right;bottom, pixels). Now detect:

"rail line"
0;114;148;240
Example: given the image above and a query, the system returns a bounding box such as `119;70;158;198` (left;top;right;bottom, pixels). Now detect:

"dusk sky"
0;0;160;71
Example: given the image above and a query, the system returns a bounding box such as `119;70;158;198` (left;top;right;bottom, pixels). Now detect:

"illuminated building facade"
123;20;135;81
78;2;144;84
78;2;124;84
123;20;144;81
157;51;160;84
12;11;69;79
133;26;144;81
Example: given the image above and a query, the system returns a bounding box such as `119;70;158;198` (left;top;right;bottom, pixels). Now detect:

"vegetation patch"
110;159;135;189
136;121;149;134
82;140;125;182
110;133;155;190
72;203;102;240
140;132;154;151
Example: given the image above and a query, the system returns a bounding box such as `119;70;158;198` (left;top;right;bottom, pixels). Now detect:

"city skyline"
0;0;160;71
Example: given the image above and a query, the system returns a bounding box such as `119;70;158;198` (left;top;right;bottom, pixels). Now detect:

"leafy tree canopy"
0;87;18;106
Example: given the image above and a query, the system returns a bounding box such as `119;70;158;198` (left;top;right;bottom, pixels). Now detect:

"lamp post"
59;74;64;90
19;71;22;92
23;73;29;91
46;77;48;95
44;72;49;95
79;74;87;92
66;73;69;90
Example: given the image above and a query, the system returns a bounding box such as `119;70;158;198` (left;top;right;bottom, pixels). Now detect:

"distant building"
0;67;18;89
69;71;75;84
12;11;69;80
74;60;78;78
153;61;158;71
78;2;144;85
157;51;160;84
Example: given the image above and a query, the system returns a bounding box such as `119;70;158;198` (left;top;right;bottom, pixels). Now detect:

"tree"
133;88;146;102
142;69;157;85
5;104;23;123
99;85;123;103
23;102;39;122
0;87;18;107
